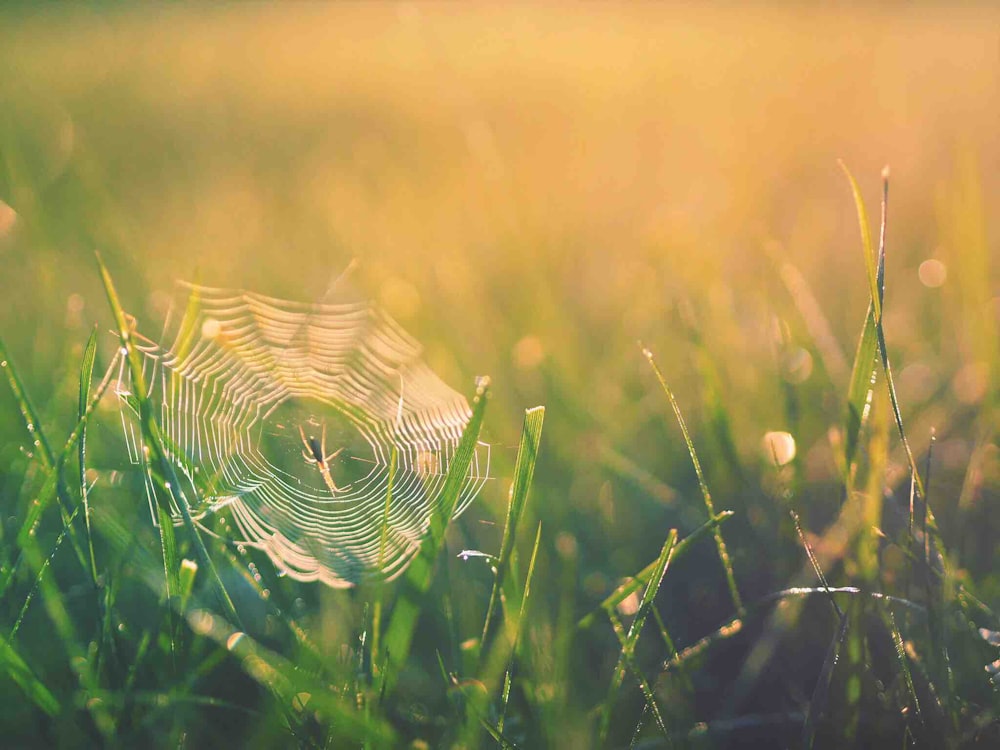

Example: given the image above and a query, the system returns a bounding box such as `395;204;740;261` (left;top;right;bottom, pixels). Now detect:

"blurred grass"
0;3;997;747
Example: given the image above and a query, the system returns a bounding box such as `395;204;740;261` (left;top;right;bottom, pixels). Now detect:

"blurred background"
0;3;997;746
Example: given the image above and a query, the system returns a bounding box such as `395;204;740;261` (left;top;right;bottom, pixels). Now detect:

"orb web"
116;282;490;588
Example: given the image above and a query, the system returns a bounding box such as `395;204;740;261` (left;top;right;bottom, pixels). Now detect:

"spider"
298;423;350;494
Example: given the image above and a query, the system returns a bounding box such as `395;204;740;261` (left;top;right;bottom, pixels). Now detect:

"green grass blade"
600;528;677;742
802;612;850;750
78;326;99;580
482;406;545;646
185;607;397;747
96;252;242;627
839;161;881;322
498;521;542;734
643;347;742;614
577;510;733;629
0;351;118;598
0;638;60;717
844;304;878;474
369;445;398;700
0;337;89;574
888;609;922;723
380;378;490;694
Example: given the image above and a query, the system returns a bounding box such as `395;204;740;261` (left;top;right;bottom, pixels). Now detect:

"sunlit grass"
0;4;997;747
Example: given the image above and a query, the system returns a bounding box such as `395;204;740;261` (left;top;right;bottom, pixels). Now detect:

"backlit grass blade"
380;378;490;694
844;304;878;474
643;347;742;614
577;510;733;629
839;161;881;323
599;528;677;742
482;406;545;646
869;170;926;499
96;252;241;627
78;326;99;580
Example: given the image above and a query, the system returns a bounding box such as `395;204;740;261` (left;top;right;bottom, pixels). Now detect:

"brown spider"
298;423;350;494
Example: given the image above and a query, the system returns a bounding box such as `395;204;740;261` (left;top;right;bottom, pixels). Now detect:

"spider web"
116;282;490;588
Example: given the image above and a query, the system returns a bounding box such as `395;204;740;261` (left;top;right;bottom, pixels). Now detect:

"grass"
0;5;998;748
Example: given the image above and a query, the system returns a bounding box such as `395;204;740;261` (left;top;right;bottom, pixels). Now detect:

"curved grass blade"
482;406;545;646
838;161;881;323
643;347;742;614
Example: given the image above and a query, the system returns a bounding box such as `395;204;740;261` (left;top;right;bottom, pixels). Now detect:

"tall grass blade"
643;347;742;614
96;252;242;627
838;161;881;322
482;406;545;646
380;378;490;693
78;326;100;580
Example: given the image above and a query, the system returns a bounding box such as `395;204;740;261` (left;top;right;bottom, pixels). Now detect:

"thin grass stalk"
643;347;742;615
78;327;100;582
802;612;850;750
482;406;545;647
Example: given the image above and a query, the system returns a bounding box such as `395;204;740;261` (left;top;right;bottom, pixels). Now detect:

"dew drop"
237;544;247;556
26;423;35;433
0;360;6;367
